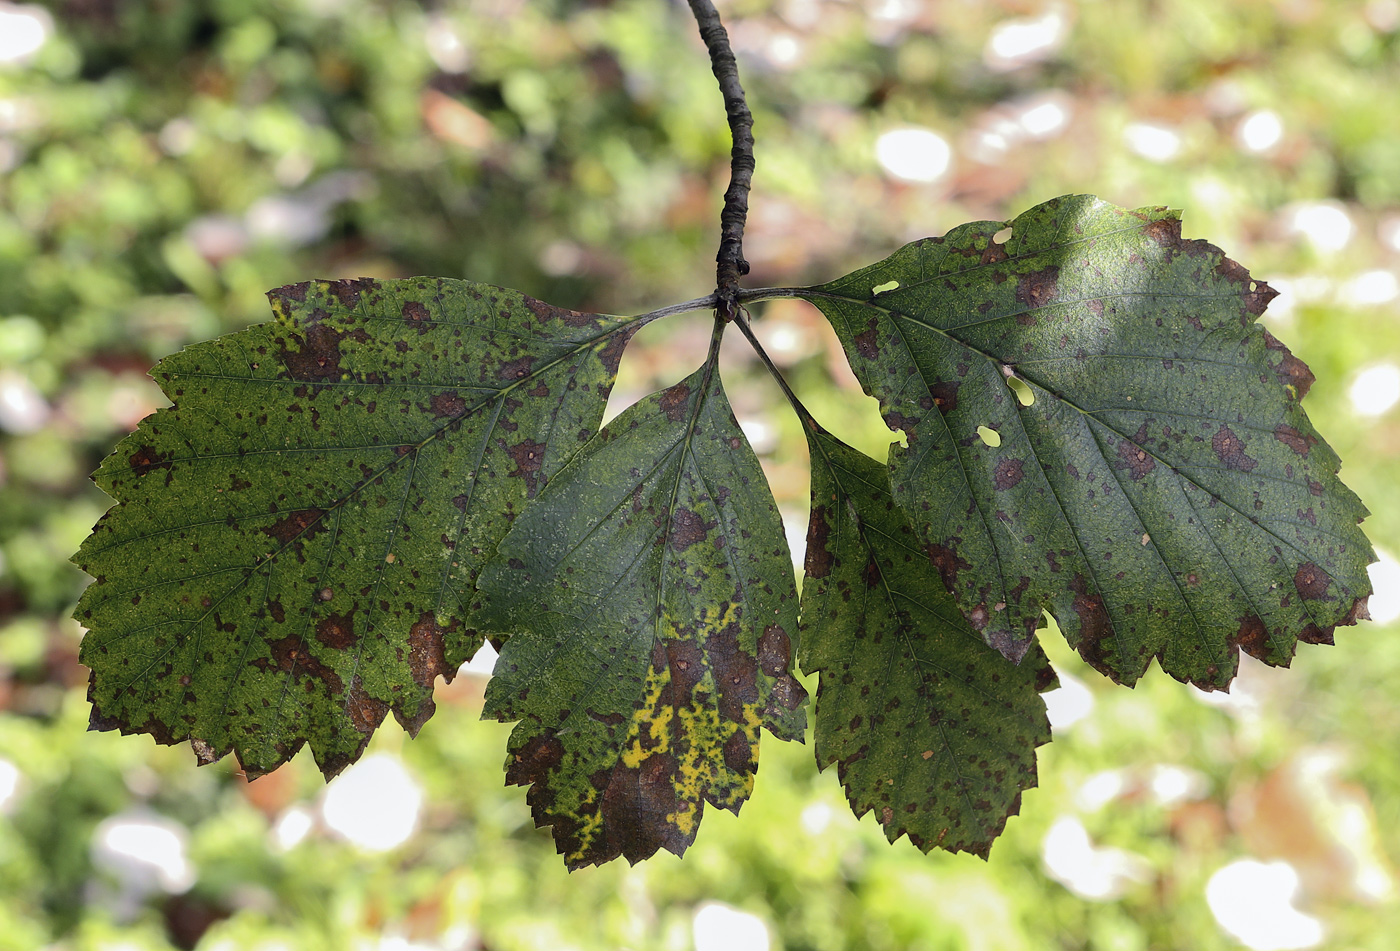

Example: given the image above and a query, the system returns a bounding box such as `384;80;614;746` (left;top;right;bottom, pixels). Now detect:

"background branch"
686;0;753;315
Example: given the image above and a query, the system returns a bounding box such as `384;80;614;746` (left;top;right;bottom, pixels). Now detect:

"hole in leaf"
1007;376;1035;406
993;227;1013;244
977;425;1001;447
871;280;900;296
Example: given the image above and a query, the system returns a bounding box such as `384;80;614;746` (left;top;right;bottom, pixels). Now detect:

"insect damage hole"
993;227;1013;244
1005;375;1035;407
977;425;1002;447
871;280;900;296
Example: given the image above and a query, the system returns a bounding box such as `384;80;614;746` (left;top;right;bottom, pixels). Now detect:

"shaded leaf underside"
806;195;1372;689
474;359;806;869
799;427;1054;856
76;278;638;777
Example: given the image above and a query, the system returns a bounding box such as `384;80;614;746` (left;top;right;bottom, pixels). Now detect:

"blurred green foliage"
1;0;1399;948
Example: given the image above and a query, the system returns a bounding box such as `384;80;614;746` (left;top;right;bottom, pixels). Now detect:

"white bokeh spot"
1206;859;1324;950
693;902;771;951
1349;363;1400;417
875;128;951;183
321;753;423;852
1237;110;1283;153
1124;122;1182;162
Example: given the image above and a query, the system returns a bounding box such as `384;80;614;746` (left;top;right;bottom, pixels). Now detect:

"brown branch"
686;0;753;317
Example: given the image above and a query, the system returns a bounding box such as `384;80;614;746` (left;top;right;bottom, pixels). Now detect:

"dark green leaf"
473;355;806;869
75;278;638;777
800;426;1054;856
801;195;1373;689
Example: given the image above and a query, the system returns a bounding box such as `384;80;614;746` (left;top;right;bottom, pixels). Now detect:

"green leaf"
75;278;639;778
473;351;806;869
800;425;1054;856
801;195;1373;689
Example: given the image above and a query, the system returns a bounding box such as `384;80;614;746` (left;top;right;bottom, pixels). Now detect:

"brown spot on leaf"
330;278;374;309
344;676;390;733
252;635;343;693
708;620;759;723
523;294;599;328
402;300;430;324
930;381;960;414
429;392;467;418
1298;624;1334;646
505;733;565;787
262;508;326;547
594;753;686;865
406;612;451;689
659;383;691;422
764;673;807;724
597;325;638;374
1293;563;1333;601
1262;329;1315;398
757;625;791;677
1231;615;1270;660
980;242;1009;265
499;355;533;380
1069;574;1112;671
927;543;972;589
1116;439;1156;480
853;321;881;360
1015;266;1060;310
315;610;357;650
669;507;716;552
128;445;172;477
1274;423;1317;456
993;457;1025;490
506;439;547;497
272;282;308;303
1144;217;1183;248
1212;425;1257;472
280;324;362;383
723;731;754;772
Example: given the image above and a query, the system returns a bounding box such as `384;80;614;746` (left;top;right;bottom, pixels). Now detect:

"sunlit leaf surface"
804;196;1373;688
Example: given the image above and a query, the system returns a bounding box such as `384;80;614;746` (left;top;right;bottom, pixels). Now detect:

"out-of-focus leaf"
75;278;639;777
473;353;806;869
801;195;1372;689
799;425;1053;856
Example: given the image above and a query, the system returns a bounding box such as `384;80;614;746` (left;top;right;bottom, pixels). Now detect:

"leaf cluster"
74;195;1373;869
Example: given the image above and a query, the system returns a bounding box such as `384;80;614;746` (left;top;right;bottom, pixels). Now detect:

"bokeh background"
2;0;1399;948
